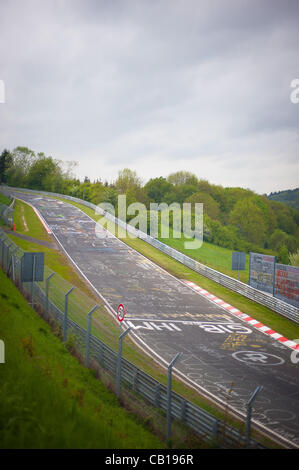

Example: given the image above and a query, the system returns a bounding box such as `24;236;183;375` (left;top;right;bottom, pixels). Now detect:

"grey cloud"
0;0;298;193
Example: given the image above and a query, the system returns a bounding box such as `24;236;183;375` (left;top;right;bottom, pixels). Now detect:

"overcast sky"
0;0;298;194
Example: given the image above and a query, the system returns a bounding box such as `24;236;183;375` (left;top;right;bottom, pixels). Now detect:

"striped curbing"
183;279;299;351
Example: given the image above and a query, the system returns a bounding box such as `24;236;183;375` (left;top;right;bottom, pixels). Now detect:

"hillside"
268;188;299;210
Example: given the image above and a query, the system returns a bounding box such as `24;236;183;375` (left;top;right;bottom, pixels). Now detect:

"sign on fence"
21;252;44;282
274;264;299;308
249;253;276;294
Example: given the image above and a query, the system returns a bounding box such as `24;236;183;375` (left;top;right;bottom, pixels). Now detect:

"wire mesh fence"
0;199;14;228
0;227;265;449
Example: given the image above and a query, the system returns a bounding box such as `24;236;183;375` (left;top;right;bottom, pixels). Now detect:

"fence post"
116;327;131;399
1;239;5;268
273;257;277;297
85;304;99;367
246;385;262;448
63;287;76;341
45;272;55;316
6;242;13;274
8;245;18;281
166;352;181;441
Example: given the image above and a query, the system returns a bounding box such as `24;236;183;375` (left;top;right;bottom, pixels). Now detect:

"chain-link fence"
0;201;14;228
0;227;265;448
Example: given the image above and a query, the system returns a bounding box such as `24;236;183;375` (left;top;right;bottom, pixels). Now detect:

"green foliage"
167;171;199;187
277;245;290;264
0;149;13;183
269;229;297;253
144;177;173;203
186;192;220;220
229;197;267;245
115;168;142;194
27;155;63;192
268;188;299;210
2;144;299;256
289;250;299;267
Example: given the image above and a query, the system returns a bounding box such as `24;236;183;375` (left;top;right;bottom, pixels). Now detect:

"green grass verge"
0;193;11;206
0;269;165;449
159;231;250;284
13;198;52;242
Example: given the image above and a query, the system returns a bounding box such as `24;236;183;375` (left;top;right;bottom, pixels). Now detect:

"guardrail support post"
63;286;76;341
246;385;262;448
166;352;181;442
116;327;131;399
85;304;99;367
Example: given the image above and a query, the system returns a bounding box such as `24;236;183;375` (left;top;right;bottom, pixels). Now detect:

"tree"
278;245;290;265
0;149;13;183
185;191;220;220
289;250;299;267
5;146;36;187
115;168;142;194
144;177;173;203
270;201;297;235
27;155;64;192
229;197;267;245
167;171;198;187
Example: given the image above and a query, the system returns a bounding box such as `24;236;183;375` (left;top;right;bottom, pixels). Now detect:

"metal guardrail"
0;227;264;448
2;186;297;324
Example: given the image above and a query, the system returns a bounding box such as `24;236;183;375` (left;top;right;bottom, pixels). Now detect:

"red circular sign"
117;304;125;322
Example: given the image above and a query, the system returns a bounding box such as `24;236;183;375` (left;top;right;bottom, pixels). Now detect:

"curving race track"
9;191;299;448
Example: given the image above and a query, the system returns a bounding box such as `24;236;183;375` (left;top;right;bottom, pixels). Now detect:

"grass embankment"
0;193;12;206
0;269;165;449
159;231;250;284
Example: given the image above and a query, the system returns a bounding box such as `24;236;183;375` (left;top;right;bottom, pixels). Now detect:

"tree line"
1;146;298;264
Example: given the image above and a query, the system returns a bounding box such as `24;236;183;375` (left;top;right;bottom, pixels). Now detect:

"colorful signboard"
249;252;276;294
274;264;299;308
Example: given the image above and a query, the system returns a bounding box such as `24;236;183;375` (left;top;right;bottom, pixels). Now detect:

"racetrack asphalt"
9;191;299;448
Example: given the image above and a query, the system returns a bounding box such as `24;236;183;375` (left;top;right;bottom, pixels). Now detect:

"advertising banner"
274;264;299;308
249;252;276;294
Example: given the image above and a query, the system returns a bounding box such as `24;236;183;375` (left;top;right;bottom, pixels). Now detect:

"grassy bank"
0;193;11;206
159;230;250;284
0;269;165;449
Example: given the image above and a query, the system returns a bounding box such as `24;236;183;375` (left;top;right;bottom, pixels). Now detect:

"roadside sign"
21;252;44;282
232;252;246;271
117;303;126;323
232;252;246;280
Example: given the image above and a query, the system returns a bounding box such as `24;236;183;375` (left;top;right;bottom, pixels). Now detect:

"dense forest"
1;146;298;264
268;188;299;211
